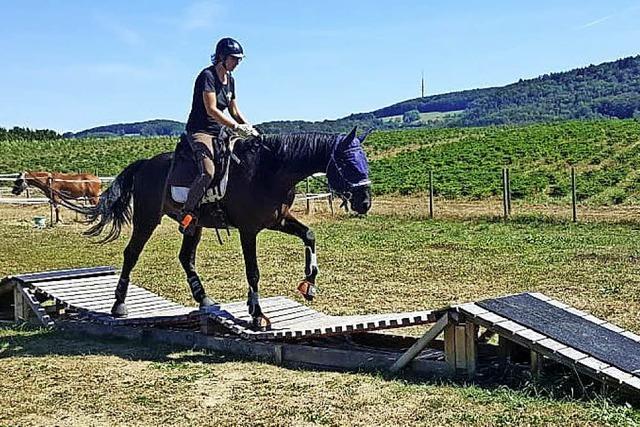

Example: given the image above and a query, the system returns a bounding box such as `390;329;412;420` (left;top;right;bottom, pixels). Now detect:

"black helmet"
212;37;244;64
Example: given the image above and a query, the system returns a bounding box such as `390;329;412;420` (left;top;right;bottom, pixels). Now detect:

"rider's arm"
228;99;249;125
203;92;239;129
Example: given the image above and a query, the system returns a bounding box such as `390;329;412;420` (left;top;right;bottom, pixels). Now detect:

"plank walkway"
3;266;199;327
458;292;640;393
205;297;440;340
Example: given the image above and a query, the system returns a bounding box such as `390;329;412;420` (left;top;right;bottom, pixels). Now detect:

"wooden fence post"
428;169;434;219
571;167;577;223
502;168;509;219
506;167;511;215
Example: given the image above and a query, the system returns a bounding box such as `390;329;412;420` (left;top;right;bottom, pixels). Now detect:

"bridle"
325;136;371;209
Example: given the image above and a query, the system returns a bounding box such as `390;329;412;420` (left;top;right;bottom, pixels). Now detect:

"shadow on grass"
0;324;246;366
2;324;637;408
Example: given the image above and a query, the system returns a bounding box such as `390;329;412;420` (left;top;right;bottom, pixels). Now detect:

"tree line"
0;127;61;141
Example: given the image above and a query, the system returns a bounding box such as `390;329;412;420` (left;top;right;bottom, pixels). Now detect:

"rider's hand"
234;123;259;138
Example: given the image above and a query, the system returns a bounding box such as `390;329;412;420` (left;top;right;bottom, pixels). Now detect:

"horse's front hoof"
297;280;316;302
199;296;216;309
111;301;128;318
252;314;271;332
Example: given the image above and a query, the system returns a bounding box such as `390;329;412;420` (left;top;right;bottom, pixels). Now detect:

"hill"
66;55;640;137
4;119;640;205
365;55;640;127
67;119;184;138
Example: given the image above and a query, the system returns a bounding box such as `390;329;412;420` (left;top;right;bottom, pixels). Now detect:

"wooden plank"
454;325;466;370
563;307;589;318
458;303;488;317
545;299;569;309
531;351;543;378
444;324;456;371
14;266;116;283
577;357;611;374
528;292;552;302
34;275;119;289
36;285;123;300
621;331;640;342
474;311;508;325
601;366;634;383
582;314;608;326
557;347;589;363
494;320;527;334
17;285;54;327
61;288;159;305
465;322;477;378
79;299;182;315
514;328;546;343
13;284;29;322
600;322;625;333
390;314;449;373
536;338;567;353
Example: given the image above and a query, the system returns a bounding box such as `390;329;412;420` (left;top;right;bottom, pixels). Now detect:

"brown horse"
12;171;101;223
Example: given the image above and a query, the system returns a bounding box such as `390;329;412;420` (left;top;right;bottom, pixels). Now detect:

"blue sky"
1;1;639;132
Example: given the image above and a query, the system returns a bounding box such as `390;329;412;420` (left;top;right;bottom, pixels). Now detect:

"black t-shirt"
186;66;236;134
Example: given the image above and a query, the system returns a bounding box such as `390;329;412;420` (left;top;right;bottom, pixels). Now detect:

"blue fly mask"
326;128;371;195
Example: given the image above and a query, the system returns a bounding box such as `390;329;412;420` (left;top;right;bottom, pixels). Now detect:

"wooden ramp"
1;266;199;327
3;266;640;397
204;297;440;340
456;292;640;393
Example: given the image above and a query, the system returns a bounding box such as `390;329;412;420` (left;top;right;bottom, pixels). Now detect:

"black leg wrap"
187;274;206;303
115;277;129;302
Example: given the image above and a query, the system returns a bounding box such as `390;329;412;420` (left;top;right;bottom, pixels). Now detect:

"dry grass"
1;198;640;426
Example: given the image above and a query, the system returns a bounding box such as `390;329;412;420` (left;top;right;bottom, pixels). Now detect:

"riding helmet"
212;37;245;64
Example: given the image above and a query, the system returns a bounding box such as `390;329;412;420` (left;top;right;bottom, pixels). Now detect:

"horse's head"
327;127;372;215
11;172;27;195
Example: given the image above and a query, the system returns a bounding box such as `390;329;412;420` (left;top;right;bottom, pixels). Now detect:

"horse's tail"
84;159;146;243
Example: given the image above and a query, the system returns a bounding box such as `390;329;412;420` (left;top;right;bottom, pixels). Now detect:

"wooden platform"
1;266;199;327
3;266;640;398
457;292;640;393
205;297;440;340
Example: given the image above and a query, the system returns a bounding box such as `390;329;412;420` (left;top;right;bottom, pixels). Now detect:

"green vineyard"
2;119;640;204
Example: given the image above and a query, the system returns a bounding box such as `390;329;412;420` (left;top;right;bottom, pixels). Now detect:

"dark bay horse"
80;128;372;329
12;171;101;223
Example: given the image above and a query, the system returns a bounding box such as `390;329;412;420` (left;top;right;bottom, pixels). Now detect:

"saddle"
167;131;240;206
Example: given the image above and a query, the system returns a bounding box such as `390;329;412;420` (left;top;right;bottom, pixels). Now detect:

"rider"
179;37;258;234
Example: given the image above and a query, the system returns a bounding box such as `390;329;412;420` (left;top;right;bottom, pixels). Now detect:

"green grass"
1;203;640;425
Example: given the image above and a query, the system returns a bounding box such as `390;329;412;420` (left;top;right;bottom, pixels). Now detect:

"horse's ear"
338;127;357;150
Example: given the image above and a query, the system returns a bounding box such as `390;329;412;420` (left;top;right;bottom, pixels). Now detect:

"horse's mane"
259;132;337;165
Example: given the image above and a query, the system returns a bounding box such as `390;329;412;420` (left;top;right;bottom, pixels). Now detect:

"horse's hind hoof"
297;280;316;302
111;301;128;318
252;314;271;332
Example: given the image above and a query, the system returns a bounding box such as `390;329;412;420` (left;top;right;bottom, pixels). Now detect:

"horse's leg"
239;230;270;330
178;226;215;308
111;221;157;317
269;212;318;301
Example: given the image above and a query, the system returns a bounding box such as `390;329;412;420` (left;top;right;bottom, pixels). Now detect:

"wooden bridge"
1;266;639;397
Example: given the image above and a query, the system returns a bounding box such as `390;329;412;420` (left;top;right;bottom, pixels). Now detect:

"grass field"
2;197;640;426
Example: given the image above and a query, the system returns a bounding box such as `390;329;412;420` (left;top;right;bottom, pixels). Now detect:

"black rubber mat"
477;293;640;374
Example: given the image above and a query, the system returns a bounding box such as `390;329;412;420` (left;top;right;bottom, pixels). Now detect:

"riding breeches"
183;132;216;213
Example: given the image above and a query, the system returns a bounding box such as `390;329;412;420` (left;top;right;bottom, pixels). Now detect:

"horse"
12;171;101;223
78;127;372;329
